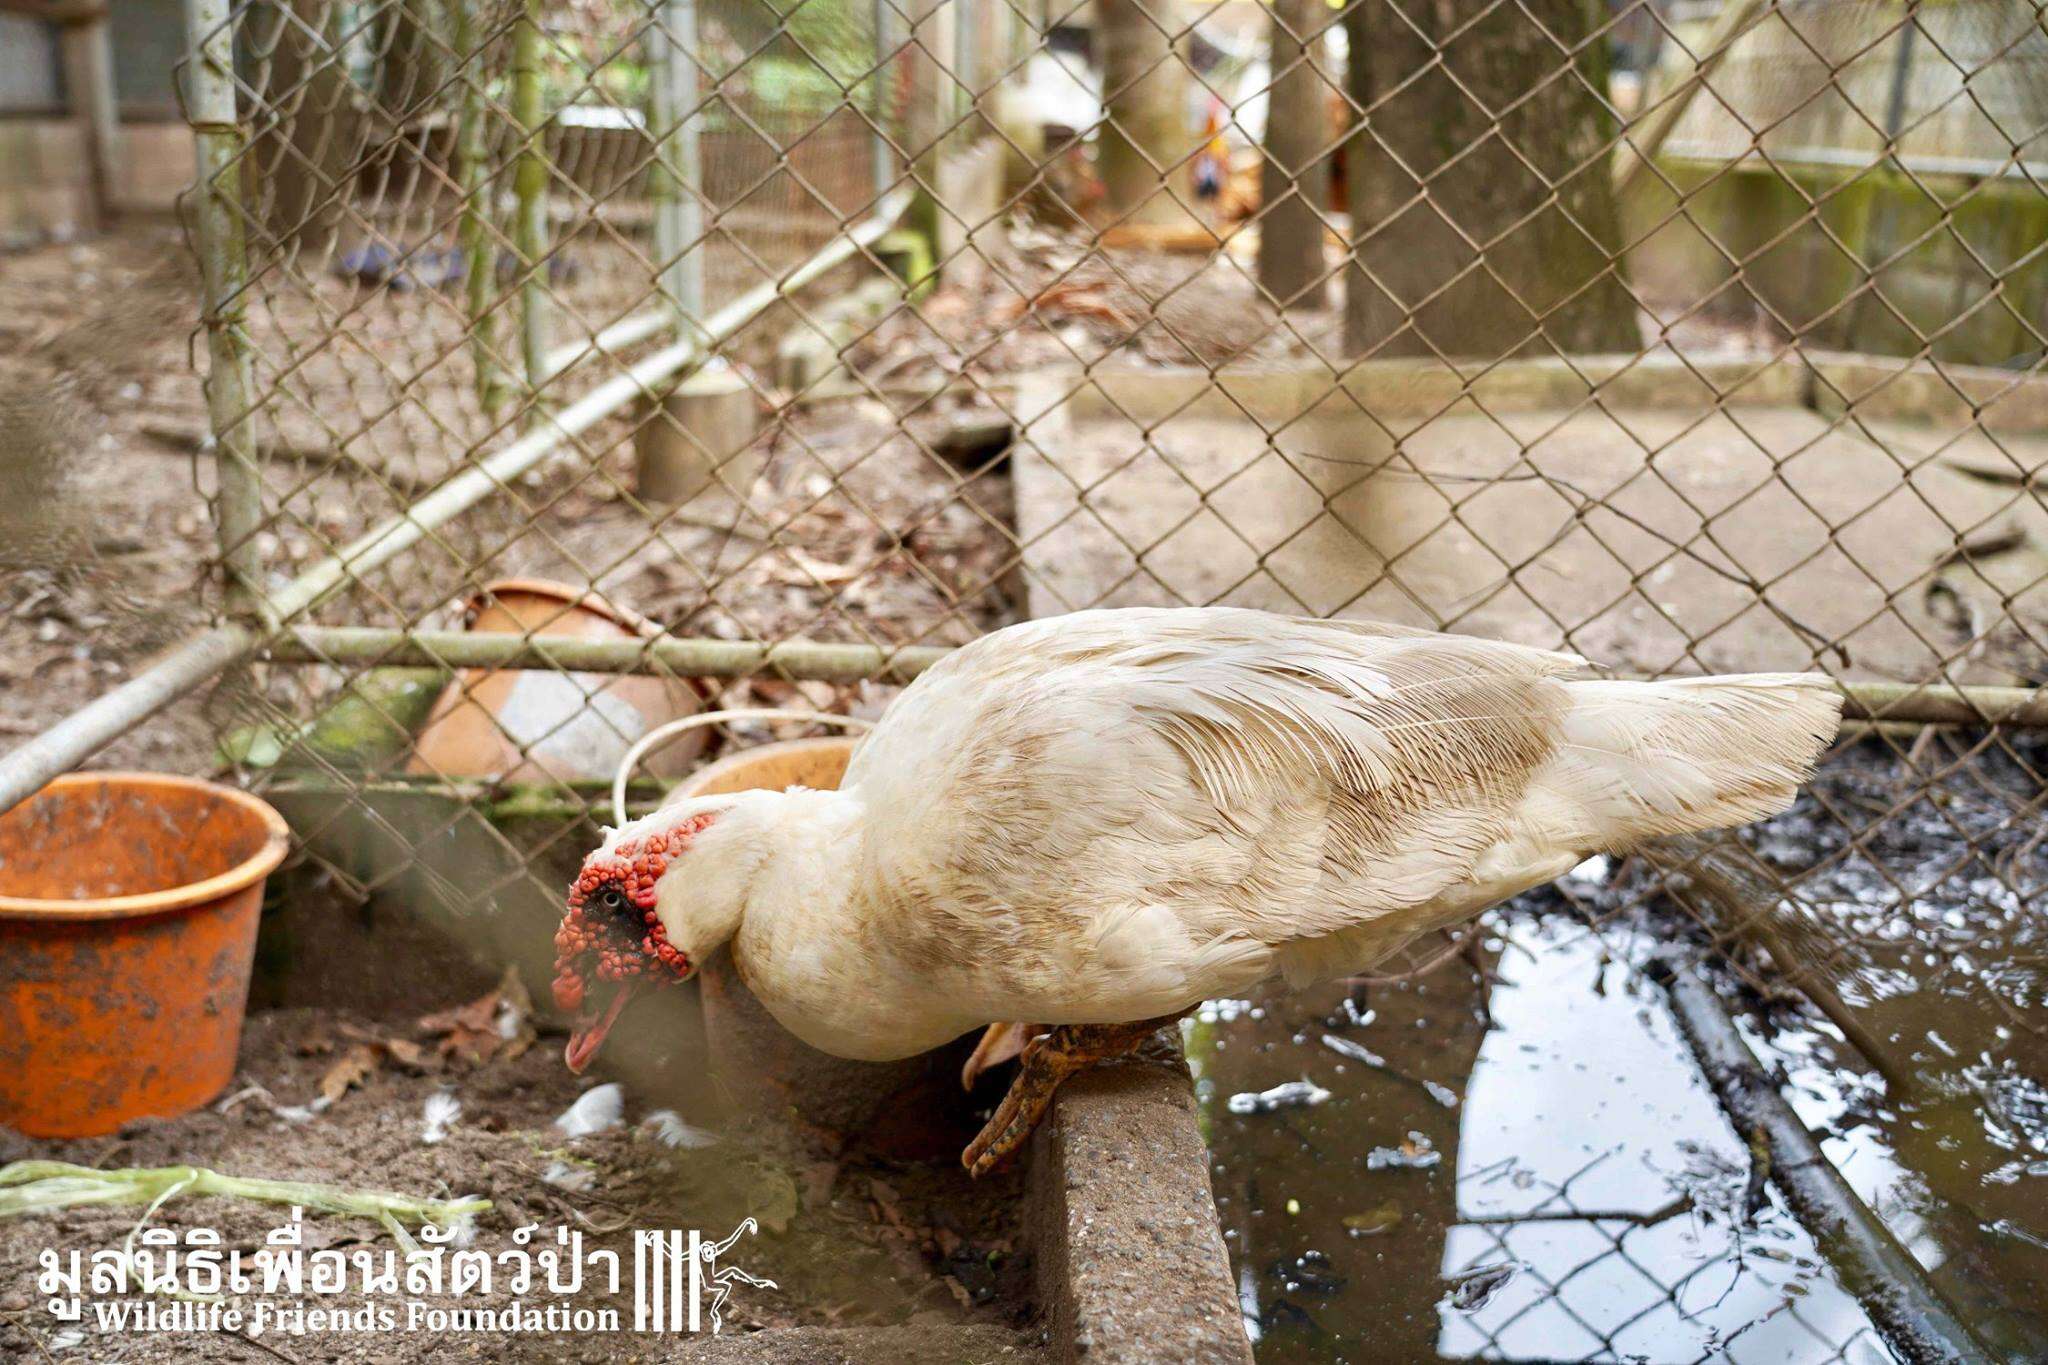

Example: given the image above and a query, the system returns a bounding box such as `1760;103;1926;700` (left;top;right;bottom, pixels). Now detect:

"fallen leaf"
318;1043;382;1105
383;1037;431;1070
417;967;537;1065
417;992;497;1038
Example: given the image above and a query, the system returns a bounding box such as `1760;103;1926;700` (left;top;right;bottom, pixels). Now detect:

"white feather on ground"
639;1110;719;1149
420;1091;460;1144
553;1083;624;1138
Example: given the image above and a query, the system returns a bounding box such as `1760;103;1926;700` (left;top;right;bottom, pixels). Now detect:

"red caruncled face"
551;814;713;1072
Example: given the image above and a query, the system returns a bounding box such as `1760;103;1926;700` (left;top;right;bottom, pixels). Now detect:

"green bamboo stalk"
185;0;267;625
512;0;550;406
452;0;505;418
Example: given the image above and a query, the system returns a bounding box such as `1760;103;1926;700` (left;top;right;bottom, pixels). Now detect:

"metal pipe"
263;628;2048;729
184;0;267;624
538;304;674;382
271;625;947;683
0;627;256;815
1657;963;1992;1365
649;0;705;335
512;0;550;397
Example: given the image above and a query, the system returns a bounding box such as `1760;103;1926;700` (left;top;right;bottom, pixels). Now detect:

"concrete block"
634;365;764;505
24;120;87;183
113;122;197;211
1027;1032;1254;1365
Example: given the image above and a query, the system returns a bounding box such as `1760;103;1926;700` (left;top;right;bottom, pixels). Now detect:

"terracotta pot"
675;734;858;798
410;578;709;785
0;773;289;1137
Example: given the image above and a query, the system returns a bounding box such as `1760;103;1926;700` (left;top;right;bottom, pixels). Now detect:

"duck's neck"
719;787;961;1060
728;785;868;938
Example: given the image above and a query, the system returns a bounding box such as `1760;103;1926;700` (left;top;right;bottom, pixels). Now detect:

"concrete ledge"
1047;349;2048;436
667;1323;1044;1362
1027;1035;1252;1365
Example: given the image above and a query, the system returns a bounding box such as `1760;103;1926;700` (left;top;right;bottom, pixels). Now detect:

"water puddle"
1196;737;2048;1362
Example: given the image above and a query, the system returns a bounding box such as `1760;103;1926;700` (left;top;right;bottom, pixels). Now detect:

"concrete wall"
111;121;194;212
0;119;95;246
0;116;191;245
1627;158;2048;367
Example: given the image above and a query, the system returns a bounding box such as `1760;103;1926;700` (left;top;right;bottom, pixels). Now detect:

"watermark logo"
33;1207;776;1339
632;1219;777;1334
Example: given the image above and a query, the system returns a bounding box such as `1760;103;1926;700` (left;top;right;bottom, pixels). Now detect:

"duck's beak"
564;978;638;1073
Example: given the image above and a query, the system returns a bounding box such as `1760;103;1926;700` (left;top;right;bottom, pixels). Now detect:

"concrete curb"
1027;1034;1252;1365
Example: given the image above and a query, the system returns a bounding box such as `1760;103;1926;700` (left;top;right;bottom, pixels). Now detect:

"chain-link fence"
4;0;2045;1356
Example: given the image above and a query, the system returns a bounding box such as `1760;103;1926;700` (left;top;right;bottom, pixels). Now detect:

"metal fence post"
184;0;269;627
650;0;706;339
513;0;552;399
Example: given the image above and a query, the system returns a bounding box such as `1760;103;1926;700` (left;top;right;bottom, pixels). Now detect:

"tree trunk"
1098;0;1194;226
250;0;364;255
1257;0;1330;309
1342;0;1639;359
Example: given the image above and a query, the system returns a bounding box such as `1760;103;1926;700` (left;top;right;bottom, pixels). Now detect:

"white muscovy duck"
551;607;1842;1173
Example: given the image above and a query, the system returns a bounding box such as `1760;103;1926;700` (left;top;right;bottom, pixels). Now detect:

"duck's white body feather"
644;608;1842;1060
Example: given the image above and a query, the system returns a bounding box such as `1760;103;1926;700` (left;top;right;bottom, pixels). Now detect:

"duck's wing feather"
843;608;1586;955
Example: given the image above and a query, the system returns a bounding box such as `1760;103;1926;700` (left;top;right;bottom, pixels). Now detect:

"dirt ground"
0;221;1028;787
0;995;1036;1363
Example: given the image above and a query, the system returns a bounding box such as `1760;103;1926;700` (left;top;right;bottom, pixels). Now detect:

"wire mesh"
130;0;2048;1355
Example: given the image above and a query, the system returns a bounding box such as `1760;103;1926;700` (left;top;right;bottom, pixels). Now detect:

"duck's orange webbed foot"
961;1014;1182;1178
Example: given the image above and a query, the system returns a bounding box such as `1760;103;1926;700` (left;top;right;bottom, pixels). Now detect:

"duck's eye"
597;887;626;913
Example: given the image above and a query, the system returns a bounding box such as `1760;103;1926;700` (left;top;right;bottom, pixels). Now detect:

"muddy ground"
0;995;1036;1363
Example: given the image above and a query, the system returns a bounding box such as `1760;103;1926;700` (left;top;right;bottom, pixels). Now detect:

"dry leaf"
382;1037;431;1070
416;967;536;1066
318;1043;382;1105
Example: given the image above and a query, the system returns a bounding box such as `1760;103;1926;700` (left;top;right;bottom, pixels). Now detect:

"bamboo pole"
512;0;550;400
452;0;505;417
649;0;705;335
1657;964;1993;1365
1611;0;1772;197
1654;835;1918;1100
263;627;2048;729
271;625;948;683
185;0;267;625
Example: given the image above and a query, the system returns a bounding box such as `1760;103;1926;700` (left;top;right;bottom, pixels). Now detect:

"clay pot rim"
675;735;861;800
466;577;667;640
465;577;715;704
0;772;290;922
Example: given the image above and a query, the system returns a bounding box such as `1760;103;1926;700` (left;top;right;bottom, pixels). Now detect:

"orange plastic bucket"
0;773;288;1137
